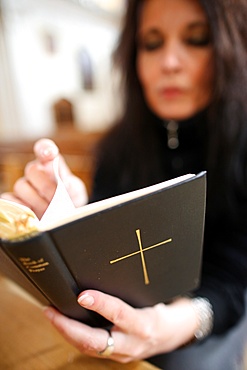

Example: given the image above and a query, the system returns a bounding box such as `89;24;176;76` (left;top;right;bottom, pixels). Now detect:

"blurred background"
0;0;125;139
0;0;125;195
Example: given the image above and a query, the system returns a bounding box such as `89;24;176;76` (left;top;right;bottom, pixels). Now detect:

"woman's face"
136;0;215;121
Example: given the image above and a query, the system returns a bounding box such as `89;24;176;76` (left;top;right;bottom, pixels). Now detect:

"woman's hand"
1;138;88;219
44;291;198;363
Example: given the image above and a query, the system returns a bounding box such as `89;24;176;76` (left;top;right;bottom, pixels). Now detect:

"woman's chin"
159;108;204;122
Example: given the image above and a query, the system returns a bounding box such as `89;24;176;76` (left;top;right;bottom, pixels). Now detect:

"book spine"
0;232;96;325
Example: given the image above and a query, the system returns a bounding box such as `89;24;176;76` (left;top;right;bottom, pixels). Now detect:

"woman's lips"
160;87;184;99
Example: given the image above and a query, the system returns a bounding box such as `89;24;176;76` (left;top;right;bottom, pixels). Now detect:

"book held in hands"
0;167;206;327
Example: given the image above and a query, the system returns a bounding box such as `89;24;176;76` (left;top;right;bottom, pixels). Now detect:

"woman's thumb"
33;138;59;163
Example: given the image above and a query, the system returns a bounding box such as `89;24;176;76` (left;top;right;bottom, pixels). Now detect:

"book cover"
0;171;206;327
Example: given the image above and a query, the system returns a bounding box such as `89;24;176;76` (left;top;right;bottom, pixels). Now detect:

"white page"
39;159;195;231
39;157;77;229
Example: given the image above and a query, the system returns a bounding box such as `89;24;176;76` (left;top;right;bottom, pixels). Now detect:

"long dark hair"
198;0;247;211
97;0;247;218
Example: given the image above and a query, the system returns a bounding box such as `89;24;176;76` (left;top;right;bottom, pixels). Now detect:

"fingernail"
78;294;94;307
42;146;58;158
43;307;55;321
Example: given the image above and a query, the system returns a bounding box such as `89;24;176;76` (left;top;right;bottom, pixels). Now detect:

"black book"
0;172;206;327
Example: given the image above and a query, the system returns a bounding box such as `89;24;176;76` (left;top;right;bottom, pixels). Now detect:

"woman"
2;0;247;369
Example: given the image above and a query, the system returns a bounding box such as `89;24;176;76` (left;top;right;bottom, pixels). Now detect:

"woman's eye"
143;40;163;51
186;37;210;47
185;29;211;47
138;34;163;51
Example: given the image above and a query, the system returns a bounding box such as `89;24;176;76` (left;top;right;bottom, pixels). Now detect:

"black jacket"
90;112;247;335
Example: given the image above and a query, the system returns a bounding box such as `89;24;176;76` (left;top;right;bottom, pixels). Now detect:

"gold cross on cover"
110;229;172;285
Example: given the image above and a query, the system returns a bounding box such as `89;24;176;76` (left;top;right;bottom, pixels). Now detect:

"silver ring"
98;330;114;356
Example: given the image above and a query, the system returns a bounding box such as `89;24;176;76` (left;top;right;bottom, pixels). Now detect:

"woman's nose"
160;41;182;72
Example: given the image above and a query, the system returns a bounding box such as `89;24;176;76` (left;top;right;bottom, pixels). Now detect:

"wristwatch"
192;297;214;340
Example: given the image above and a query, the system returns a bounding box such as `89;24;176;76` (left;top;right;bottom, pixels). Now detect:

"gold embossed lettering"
19;257;49;273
